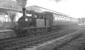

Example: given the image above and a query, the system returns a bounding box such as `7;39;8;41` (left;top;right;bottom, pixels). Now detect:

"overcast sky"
26;0;85;18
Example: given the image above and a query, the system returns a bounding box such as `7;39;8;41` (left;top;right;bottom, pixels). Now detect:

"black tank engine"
14;8;54;37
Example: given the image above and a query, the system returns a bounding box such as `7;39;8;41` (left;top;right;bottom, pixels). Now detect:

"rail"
0;28;78;50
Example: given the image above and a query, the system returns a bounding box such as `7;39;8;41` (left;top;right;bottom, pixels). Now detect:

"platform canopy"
0;0;60;12
0;0;27;12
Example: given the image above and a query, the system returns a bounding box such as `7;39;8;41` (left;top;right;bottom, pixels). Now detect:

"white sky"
26;0;85;18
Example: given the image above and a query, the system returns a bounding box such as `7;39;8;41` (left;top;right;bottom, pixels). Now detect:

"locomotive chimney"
22;8;26;16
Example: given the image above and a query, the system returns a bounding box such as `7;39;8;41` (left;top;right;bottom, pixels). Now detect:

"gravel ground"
56;27;85;50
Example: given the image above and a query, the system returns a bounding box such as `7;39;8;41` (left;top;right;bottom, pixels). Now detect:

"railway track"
0;28;77;50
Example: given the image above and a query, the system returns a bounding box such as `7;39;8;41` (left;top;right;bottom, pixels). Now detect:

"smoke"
16;0;27;7
20;0;85;18
51;0;61;2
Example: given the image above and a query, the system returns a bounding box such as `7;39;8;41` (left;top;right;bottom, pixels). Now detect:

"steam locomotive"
14;8;54;37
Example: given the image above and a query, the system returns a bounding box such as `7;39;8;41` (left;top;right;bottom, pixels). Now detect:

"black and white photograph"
0;0;85;50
